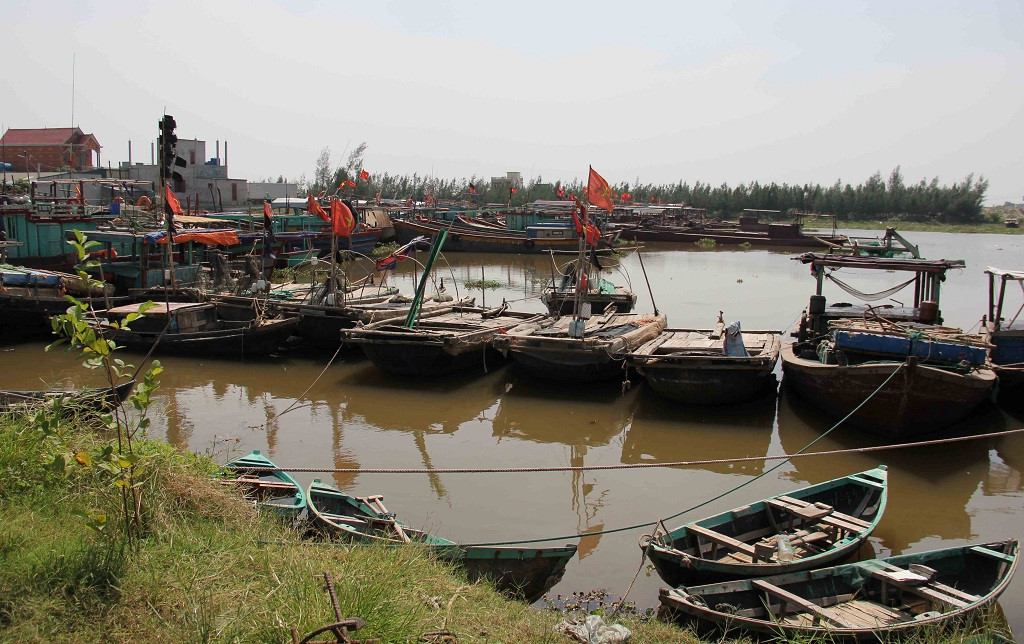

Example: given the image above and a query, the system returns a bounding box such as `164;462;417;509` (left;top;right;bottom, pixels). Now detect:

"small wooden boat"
221;450;306;520
626;316;780;404
0;379;135;411
95;300;300;357
393;218;618;254
307;479;577;603
643;466;887;587
540;258;636;315
659;539;1019;641
343;305;545;376
492;310;667;382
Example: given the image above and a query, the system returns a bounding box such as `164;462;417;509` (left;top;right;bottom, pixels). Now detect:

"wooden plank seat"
753;530;832;562
769;496;871;534
687;524;758;560
751;579;857;628
971;545;1015;564
870;567;977;610
219;478;297;490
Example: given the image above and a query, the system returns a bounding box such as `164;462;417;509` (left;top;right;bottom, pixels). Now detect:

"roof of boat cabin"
107;301;208;316
985;267;1024;280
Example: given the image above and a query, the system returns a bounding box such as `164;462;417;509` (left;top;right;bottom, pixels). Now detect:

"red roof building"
0;127;102;172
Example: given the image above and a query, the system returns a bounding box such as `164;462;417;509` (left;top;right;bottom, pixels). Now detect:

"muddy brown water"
2;229;1022;632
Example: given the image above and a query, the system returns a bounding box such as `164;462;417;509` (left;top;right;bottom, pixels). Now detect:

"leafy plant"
694;238;717;248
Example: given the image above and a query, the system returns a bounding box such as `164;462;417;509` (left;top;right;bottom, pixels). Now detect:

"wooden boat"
658;539;1019;641
540;258;636;315
95;300;299;357
344;305;544;376
617;212;847;248
307;479;577;603
784;253;995;439
0;379;135;411
221;450;306;520
626;318;781;405
392;218;617;254
643;466;887;587
492;310;667;382
982;267;1024;401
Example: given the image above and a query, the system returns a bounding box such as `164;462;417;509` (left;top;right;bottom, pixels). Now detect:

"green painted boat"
221;450;306;520
307;479;577;603
659;539;1018;641
0;379;135;412
643;466;887;587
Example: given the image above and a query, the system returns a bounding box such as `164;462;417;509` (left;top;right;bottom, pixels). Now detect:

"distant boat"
626;316;781;405
493;310;666;383
540;257;636;315
392;218;618;254
617;211;847;249
644;466;887;587
220;450;306;520
0;379;135;412
306;479;577;603
659;539;1018;640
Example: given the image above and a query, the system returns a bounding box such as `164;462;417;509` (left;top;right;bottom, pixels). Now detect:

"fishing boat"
306;479;577;603
540;256;636;315
642;466;887;587
626;314;781;404
220;450;306;520
617;210;847;249
0;264;129;339
0;379;135;411
783;253;995;440
658;539;1018;640
493;310;667;382
345;305;543;376
94;299;299;357
392;218;618;255
982;267;1024;401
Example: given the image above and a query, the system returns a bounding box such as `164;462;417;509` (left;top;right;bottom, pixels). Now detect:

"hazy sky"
4;0;1022;203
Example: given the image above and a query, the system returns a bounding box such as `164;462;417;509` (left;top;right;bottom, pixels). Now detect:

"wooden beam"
751;579;855;628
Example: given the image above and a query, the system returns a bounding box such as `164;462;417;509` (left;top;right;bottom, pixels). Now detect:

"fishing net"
825;273;916;302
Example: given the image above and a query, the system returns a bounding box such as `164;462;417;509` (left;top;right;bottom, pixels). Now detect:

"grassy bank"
0;408;690;642
801;216;1021;235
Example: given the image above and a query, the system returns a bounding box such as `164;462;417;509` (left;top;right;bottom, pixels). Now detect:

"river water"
3;228;1022;631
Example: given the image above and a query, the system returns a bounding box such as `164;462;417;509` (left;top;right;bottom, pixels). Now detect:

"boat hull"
618;225;845;248
107;316;299;357
780;344;996;440
641;363;777;405
393;219;613;254
359;340;508;376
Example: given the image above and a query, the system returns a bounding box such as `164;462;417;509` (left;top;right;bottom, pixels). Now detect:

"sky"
3;0;1022;203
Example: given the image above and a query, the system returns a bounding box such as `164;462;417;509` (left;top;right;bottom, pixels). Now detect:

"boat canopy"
985;267;1024;281
793;253;965;274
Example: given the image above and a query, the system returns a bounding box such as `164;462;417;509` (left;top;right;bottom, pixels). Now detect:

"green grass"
464;279;502;290
801;216;1021;235
694;238;717;248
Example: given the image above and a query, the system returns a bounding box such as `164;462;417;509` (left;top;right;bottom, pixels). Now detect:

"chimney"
216;140;220;165
224;140;228;170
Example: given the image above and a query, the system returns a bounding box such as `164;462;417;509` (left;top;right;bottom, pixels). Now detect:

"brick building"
0;127;102;172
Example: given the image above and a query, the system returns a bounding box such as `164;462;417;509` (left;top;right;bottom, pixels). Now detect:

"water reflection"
623;383;778;475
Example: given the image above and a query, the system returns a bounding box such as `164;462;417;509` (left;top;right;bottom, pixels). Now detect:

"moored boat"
783;253;994;439
982;267;1024;401
306;479;577;603
0;379;135;412
95;299;299;357
220;450;306;520
540;257;636;315
392;218;617;254
493;310;667;383
658;539;1018;641
626;315;780;404
643;466;887;587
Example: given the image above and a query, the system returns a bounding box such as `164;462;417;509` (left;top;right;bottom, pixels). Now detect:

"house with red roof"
0;127;102;173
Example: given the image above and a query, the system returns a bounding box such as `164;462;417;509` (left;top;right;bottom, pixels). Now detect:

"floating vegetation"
371;242;398;257
465;279;501;290
694;238;717;248
739;242;752;249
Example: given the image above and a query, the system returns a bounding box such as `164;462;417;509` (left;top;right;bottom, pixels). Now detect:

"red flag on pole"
360;169;370;181
468;183;477;195
331;199;355;237
307;194;330;222
587;166;614;213
165;184;183;215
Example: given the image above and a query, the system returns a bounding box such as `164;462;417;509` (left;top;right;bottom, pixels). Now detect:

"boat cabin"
982;267;1024;367
792;253;966;341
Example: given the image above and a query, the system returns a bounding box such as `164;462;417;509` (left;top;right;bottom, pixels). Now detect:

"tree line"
308;145;990;223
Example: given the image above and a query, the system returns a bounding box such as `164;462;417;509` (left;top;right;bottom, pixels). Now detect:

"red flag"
571;197;586;236
331;199;354;237
587;166;614;213
585;223;601;247
165;184;183;215
578;272;589;293
75;184;85;205
307;194;330;222
263;200;273;219
556;185;565;199
360;169;370;181
468;183;477;195
509;186;517;195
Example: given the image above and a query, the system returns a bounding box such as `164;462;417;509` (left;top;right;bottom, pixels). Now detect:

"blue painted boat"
221;450;306;520
983;267;1024;400
643;466;887;587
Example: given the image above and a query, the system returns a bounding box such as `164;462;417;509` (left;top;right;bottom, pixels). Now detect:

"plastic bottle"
776;534;795;563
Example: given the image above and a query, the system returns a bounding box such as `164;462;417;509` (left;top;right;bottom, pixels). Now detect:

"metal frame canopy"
792;253;965;273
985;266;1024;332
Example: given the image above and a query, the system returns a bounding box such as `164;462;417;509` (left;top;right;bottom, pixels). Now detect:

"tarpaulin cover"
143;229;240;245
